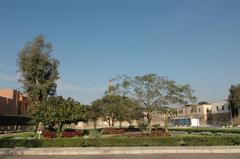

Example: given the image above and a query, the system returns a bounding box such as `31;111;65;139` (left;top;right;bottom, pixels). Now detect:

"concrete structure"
1;146;240;156
75;119;133;129
0;89;28;116
175;101;231;126
74;112;165;129
211;101;232;125
176;103;212;125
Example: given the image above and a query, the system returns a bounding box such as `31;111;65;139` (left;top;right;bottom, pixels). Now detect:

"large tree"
99;95;122;128
111;74;196;131
17;35;59;104
32;96;86;131
228;84;240;118
115;96;143;127
88;100;104;129
91;95;143;128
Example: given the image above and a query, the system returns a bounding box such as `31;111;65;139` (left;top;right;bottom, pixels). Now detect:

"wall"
0;89;28;116
211;101;231;125
175;101;231;126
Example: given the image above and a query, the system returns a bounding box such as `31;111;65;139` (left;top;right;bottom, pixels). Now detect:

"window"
222;105;224;110
199;108;201;112
216;106;219;111
206;108;209;113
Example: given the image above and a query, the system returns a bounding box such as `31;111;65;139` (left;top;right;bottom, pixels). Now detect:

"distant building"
0;89;29;116
176;103;212;125
211;101;231;125
174;101;231;126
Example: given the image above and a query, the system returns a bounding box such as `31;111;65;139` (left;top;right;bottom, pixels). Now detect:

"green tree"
112;74;196;131
17;34;59;104
88;100;104;129
32;96;86;132
116;97;143;127
99;95;121;128
91;95;143;128
228;84;240;118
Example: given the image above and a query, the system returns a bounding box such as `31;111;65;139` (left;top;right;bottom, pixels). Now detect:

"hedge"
168;127;240;134
1;136;240;148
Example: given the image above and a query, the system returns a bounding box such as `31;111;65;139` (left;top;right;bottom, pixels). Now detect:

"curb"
1;146;240;156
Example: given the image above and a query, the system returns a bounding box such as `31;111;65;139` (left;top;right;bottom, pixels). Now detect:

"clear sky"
0;0;239;104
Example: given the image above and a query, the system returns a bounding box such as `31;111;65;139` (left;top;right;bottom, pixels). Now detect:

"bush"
182;136;240;146
62;129;83;138
1;136;240;148
152;124;160;129
42;130;56;138
168;127;240;134
150;130;171;137
127;125;140;132
102;128;126;134
88;129;102;138
125;130;170;137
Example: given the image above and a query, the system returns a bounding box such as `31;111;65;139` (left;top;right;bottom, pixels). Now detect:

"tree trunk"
164;113;169;133
111;119;115;127
119;121;122;128
35;123;39;132
93;120;97;129
146;113;152;133
59;123;63;132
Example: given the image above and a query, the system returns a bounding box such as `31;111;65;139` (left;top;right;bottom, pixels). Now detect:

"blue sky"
0;0;240;104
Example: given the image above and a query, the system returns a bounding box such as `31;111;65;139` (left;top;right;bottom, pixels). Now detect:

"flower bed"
42;130;56;138
102;128;126;134
62;129;83;138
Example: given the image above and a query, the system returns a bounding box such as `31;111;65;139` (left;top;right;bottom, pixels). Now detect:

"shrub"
127;125;140;132
125;130;170;137
62;129;82;138
168;127;240;134
125;132;144;137
182;136;240;146
1;136;240;148
88;129;102;138
150;130;171;137
152;124;160;129
102;128;126;134
42;130;56;138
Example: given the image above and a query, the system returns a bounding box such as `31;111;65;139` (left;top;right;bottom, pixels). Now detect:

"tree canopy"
17;34;59;103
32;96;86;131
111;74;196;129
90;95;143;128
228;84;240;118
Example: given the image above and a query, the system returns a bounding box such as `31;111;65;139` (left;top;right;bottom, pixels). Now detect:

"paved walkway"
1;154;240;159
1;146;240;156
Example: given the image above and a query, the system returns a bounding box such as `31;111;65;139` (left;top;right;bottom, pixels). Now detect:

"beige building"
211;101;231;125
176;101;231;126
177;103;212;125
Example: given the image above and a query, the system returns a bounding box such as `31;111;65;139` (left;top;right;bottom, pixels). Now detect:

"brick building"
0;89;28;116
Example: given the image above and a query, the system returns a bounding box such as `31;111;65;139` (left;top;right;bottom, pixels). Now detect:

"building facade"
0;89;28;116
175;101;231;126
211;101;231;125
